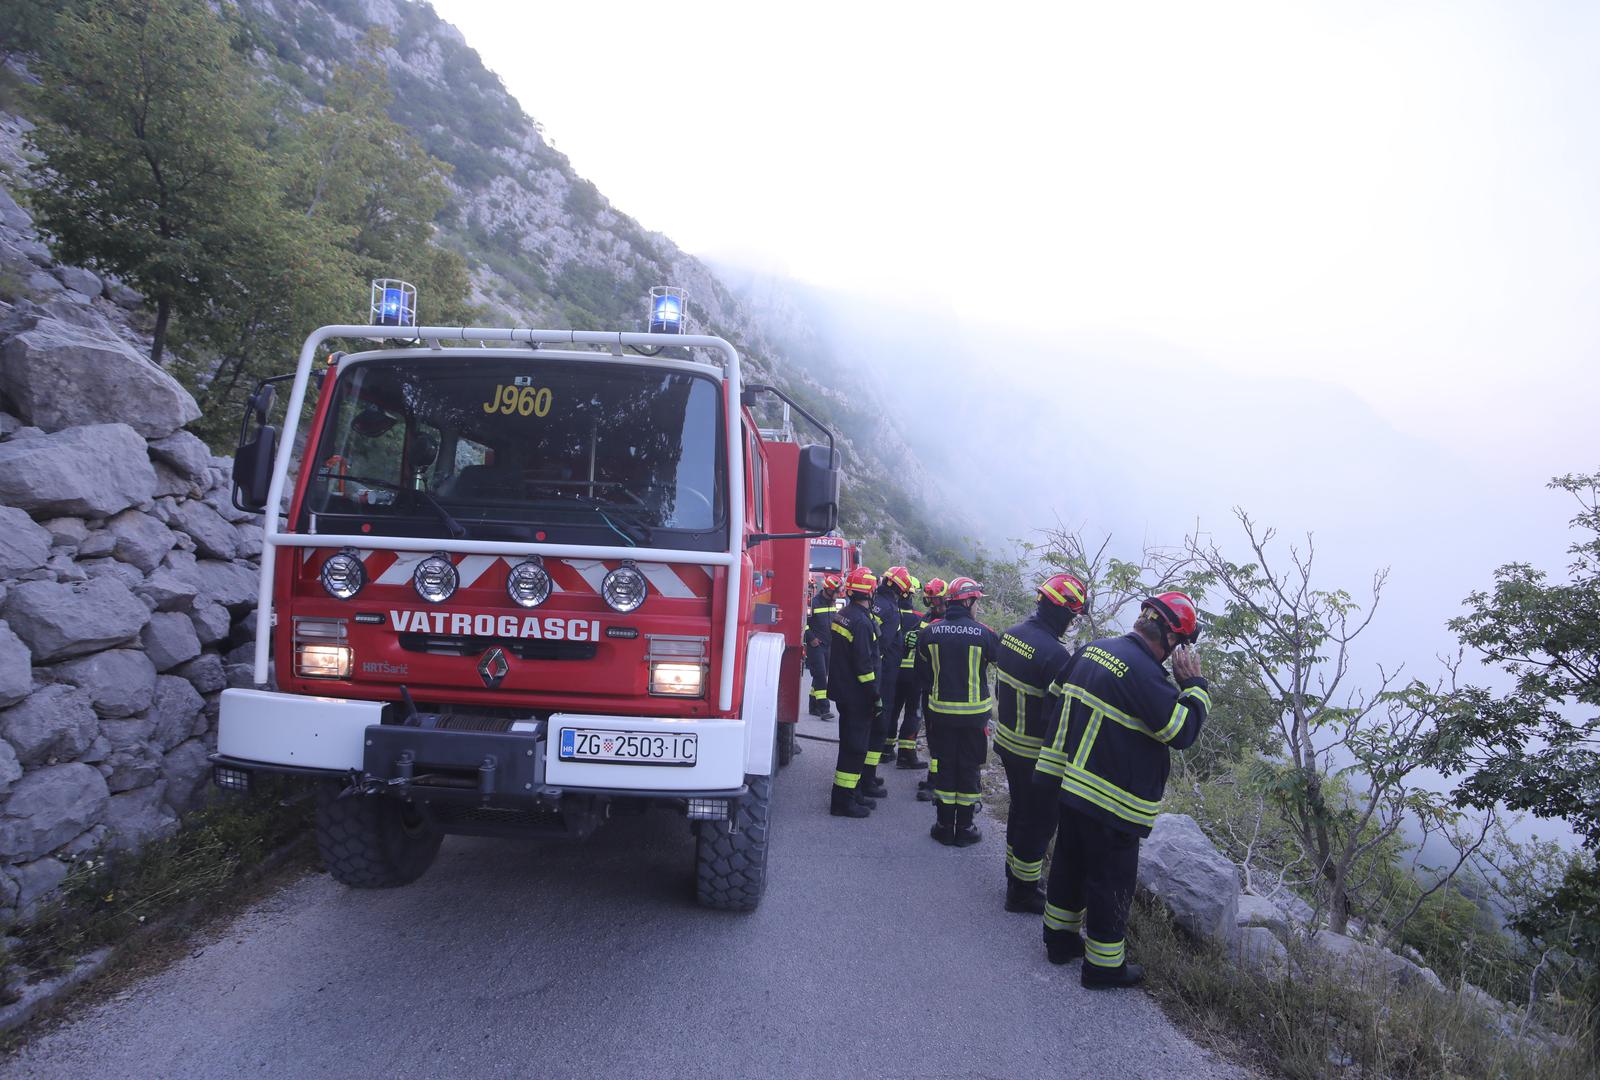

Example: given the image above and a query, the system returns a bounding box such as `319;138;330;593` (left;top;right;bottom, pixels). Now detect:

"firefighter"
806;574;842;719
864;565;912;796
993;573;1087;914
916;576;1000;846
1034;592;1208;988
892;576;927;769
827;566;883;818
914;578;946;802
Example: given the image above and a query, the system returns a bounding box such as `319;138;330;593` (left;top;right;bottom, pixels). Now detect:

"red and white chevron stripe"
299;549;714;600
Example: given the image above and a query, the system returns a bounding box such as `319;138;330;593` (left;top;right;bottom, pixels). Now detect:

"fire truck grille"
397;633;598;661
432;714;517;733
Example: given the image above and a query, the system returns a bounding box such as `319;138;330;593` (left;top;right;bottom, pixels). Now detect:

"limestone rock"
0;739;21;796
1137;814;1240;943
45;553;87;582
12;857;68;917
0;312;200;437
148;430;213;484
0;620;31;707
136;557;200;612
189;599;231;646
1237;892;1292;937
174;653;226;694
80;558;144;589
185;559;258;610
76;529;117;559
0;684;98;764
1;576;150;661
234;522;264;559
50;648;158;718
99;746;162;793
0;763;110;861
149;675;203;752
160;739;212;812
0;423;157;516
106;509;177;573
41;516;90;547
103;782;178;852
0;504;51;577
1231;925;1290;977
1307;931;1445;992
169;498;238;559
52;266;101;297
140;611;201;672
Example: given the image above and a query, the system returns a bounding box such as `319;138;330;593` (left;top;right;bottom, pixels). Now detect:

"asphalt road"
5;707;1245;1080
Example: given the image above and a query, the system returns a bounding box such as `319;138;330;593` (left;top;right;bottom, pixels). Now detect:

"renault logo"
477;647;510;689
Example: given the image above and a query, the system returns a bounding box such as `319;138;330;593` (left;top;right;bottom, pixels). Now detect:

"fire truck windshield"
809;545;845;572
301;356;727;550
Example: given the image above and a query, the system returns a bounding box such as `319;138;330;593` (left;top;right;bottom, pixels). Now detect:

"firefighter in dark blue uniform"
993;573;1087;914
806;574;842;719
916;576;1000;846
914;578;947;802
864;565;912;795
827;566;882;818
1035;592;1208;988
892;575;927;769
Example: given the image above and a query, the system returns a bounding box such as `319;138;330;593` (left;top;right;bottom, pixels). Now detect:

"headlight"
506;558;552;608
296;643;352;679
319;549;366;600
650;661;705;697
413;553;458;603
602;562;648;613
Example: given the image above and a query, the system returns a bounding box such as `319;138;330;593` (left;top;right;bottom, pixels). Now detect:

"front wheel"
777;722;796;768
315;783;443;888
693;774;772;912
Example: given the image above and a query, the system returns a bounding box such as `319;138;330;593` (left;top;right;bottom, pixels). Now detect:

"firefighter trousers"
867;667;898;771
1043;805;1141;970
832;697;872;794
995;743;1057;886
805;644;829;706
925;716;986;826
892;670;922;748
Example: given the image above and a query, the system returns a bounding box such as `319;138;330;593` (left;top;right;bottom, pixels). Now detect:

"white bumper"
218;688;382;770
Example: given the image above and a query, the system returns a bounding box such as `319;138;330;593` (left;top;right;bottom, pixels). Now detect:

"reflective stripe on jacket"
806;596;836;651
993;614;1075;759
1036;633;1209;837
898;605;924;670
916;605;1000;725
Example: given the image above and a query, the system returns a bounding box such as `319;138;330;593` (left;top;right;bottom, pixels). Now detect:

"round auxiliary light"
319;549;366;600
601;562;649;613
412;553;458;604
506;557;552;609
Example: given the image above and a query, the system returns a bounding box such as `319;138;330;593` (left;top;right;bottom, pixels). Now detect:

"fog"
435;0;1599;845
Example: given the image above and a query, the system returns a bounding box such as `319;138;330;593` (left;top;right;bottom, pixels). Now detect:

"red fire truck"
807;534;861;600
213;315;839;911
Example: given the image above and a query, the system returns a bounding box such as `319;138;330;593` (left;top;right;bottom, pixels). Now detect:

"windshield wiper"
566;497;653;547
414;489;469;540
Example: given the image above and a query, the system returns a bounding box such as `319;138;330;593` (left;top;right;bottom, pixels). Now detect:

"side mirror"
795;443;840;533
232;425;278;513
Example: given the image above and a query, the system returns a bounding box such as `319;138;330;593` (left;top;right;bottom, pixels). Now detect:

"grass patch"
1130;895;1597;1079
3;778;314;1003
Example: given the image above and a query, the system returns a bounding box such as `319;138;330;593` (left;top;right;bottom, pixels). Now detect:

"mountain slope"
230;0;966;564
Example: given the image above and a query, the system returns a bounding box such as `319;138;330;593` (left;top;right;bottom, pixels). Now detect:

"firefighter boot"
810;698;835;720
853;788;879;809
860;766;887;800
896;746;925;769
1005;875;1048;915
952;804;982;847
929;802;958;846
1044;929;1085;965
1081;962;1145;990
915;777;933;802
831;786;870;818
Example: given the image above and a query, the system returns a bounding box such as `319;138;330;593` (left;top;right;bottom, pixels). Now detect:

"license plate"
558;727;697;767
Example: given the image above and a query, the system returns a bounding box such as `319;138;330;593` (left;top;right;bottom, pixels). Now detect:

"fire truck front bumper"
212;688;751;799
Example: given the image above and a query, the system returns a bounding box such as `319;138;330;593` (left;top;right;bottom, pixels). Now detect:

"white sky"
434;0;1599;469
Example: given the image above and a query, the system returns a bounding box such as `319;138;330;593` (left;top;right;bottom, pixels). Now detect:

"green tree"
25;0;271;365
1442;471;1600;847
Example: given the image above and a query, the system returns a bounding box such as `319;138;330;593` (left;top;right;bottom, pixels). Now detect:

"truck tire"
777;722;796;768
693;774;772;912
315;783;442;888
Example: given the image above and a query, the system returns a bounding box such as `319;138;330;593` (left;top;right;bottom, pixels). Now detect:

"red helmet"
946;576;984;602
884;566;913;594
844;566;878;597
923;577;947;601
820;574;842;592
1140;591;1200;643
1037;573;1087;612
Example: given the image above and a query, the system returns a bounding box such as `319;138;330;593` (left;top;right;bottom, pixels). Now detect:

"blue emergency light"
369;278;417;328
648;286;687;335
